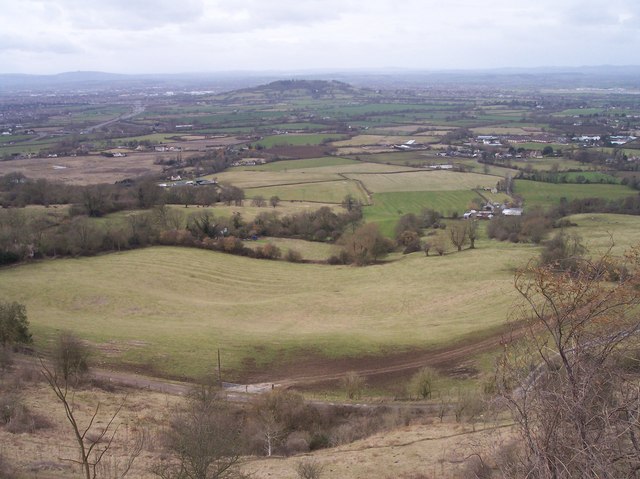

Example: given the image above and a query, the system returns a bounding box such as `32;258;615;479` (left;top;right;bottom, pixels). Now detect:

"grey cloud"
60;0;205;30
195;0;357;34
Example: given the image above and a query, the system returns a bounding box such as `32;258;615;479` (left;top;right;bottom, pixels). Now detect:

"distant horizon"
4;64;640;77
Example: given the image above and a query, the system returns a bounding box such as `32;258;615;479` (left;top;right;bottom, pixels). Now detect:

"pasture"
216;161;413;189
246;180;368;203
365;190;480;236
344;170;498;193
0;242;535;380
514;179;637;209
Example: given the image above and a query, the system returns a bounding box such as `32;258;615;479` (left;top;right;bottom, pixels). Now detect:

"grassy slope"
0;241;531;379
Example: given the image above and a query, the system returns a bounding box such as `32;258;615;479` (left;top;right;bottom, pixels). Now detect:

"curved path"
15;322;522;406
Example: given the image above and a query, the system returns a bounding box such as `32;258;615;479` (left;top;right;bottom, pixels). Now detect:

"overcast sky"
1;0;638;74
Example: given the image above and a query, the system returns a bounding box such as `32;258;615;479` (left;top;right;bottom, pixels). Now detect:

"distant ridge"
1;66;639;92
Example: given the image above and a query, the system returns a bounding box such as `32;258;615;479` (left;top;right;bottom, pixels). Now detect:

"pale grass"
344;170;498;193
166;201;344;220
242;420;515;479
331;135;411;147
215;162;415;189
0;153;166;185
246;180;368;204
0;378;179;478
1;374;514;479
471;126;541;135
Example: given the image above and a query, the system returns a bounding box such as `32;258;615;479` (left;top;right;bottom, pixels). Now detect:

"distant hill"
217;79;365;102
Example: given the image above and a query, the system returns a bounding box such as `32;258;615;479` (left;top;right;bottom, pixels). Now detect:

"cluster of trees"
252;205;362;243
0;198;366;265
516;169;618;185
391;210;478;258
0;173;227;212
487;210;553;244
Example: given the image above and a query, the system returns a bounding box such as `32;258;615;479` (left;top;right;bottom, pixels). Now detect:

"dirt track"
268;322;525;389
16;322;523;402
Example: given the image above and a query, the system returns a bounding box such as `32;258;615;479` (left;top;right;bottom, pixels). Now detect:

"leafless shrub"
295;459;325;479
343;371;365;400
152;385;242;479
409;367;438;399
0;390;51;433
462;454;493;479
0;452;17;479
285;431;310;455
498;247;640;478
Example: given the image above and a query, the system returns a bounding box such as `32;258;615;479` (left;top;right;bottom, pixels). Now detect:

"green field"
514;180;637;209
0;242;533;379
365;190;480;236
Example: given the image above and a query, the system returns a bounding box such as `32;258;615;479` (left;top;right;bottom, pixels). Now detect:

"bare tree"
269;196;280;208
251;196;266;207
467;219;478;249
449;222;468;252
498;247;640;478
40;358;139;479
343;371;365;400
153;385;242;479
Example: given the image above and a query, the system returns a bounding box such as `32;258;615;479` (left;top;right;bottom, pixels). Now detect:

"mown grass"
514;179;637;209
246;180;368;204
0;241;534;380
216;163;414;191
345;171;497;193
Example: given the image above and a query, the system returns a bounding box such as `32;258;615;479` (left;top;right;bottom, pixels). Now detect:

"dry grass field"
0;153;167;185
331;135;411;147
0;369;514;479
344;170;498;193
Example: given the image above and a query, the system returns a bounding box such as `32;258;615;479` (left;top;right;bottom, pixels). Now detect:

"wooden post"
217;348;222;386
